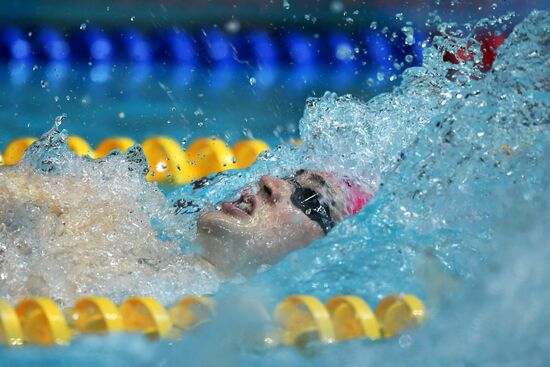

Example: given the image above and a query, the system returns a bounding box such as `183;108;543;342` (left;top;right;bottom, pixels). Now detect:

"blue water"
0;64;383;149
2;9;550;367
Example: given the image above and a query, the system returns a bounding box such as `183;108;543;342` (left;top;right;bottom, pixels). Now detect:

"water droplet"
330;0;344;13
224;19;240;33
156;162;168;172
283;0;290;10
80;23;87;31
401;26;415;45
54;114;66;127
130;16;136;22
405;54;414;63
398;334;413;348
249;77;256;86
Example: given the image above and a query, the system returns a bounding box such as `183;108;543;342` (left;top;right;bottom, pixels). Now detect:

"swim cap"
340;177;373;216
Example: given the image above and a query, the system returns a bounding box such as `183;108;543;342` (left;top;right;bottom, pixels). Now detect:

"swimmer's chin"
197;210;252;233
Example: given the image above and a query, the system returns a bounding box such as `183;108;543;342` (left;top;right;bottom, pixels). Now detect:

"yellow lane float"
70;297;124;334
142;136;197;184
15;298;72;346
169;296;215;330
2;137;37;165
67;136;95;157
326;295;381;341
375;293;426;338
187;137;237;177
1;136;271;184
119;297;172;339
274;295;335;346
94;137;137;158
0;299;24;346
0;293;425;347
232;139;270;169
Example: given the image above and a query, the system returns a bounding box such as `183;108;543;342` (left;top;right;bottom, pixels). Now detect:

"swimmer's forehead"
293;169;347;222
293;169;340;197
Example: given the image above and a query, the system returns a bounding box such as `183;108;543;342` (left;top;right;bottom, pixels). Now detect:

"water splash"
0;122;220;306
0;9;549;366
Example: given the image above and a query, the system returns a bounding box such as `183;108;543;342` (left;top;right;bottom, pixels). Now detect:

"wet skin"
197;170;345;277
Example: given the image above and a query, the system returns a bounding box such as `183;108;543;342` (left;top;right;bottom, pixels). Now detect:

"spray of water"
0;9;548;366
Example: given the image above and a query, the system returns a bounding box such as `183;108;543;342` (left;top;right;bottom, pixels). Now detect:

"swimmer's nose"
260;175;285;204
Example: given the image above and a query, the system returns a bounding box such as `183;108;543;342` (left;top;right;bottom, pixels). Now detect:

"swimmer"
197;169;373;277
0;162;373;304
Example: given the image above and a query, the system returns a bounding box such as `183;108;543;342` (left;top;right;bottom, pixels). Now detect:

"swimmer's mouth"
221;192;256;219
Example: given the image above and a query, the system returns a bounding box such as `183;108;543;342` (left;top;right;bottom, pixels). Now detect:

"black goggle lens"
287;178;334;234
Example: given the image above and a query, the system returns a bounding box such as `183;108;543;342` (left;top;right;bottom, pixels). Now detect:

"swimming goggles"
286;176;335;234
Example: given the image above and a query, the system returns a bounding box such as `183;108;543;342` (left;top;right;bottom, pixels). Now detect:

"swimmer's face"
197;170;345;277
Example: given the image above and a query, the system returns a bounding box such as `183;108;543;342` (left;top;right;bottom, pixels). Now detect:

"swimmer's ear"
125;145;150;177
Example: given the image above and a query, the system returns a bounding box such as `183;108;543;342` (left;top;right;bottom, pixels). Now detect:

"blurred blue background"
0;0;542;148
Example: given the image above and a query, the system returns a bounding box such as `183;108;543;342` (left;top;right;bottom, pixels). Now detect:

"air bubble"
79;23;87;30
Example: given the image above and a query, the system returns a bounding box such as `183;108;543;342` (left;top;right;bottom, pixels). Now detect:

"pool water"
1;9;550;367
0;64;383;149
